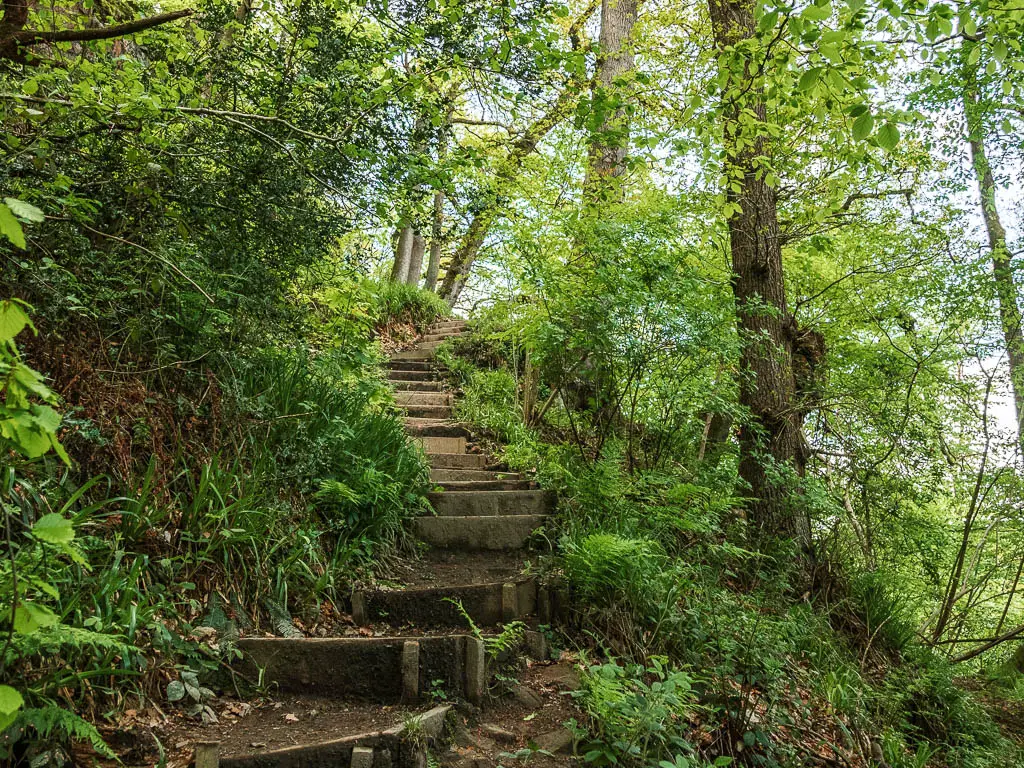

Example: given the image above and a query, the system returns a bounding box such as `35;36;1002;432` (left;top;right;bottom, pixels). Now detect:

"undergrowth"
1;278;446;761
438;318;1023;768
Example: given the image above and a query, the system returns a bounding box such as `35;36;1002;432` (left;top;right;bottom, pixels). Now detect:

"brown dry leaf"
284;713;299;722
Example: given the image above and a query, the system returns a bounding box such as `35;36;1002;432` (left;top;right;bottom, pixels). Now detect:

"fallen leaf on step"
284;713;299;722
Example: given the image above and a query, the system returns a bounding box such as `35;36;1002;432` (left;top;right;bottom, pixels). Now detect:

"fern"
486;620;526;659
13;624;138;657
443;597;483;640
19;706;116;758
444;598;526;659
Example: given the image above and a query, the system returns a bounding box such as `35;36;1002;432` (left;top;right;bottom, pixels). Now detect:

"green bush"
572;658;705;767
371;280;450;330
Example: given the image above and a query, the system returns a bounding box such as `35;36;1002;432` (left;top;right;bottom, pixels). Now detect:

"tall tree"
583;0;641;202
707;0;811;549
425;190;446;291
963;44;1024;446
390;224;414;283
406;229;426;285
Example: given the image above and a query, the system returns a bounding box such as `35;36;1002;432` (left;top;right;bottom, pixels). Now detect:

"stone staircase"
355;319;555;627
194;318;558;768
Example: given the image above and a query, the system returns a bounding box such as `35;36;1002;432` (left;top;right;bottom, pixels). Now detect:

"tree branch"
838;188;913;212
950;622;1024;664
1;8;192;59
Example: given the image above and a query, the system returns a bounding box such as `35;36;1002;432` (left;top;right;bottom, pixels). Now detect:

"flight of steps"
354;319;555;628
210;318;557;768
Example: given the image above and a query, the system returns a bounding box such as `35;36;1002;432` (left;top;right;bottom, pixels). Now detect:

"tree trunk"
405;229;426;286
390;224;413;283
425;189;445;291
582;0;640;203
963;52;1024;447
707;0;811;549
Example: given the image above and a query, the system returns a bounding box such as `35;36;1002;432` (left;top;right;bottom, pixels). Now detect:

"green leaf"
0;205;25;249
993;39;1008;63
852;112;874;141
0;685;23;732
32;513;74;545
803;2;833;21
166;680;186;702
0;300;30;343
12;601;59;634
0;686;23;715
798;68;822;91
4;198;44;223
876;122;900;150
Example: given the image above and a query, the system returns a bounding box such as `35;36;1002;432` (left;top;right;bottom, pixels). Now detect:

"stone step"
391;380;442;391
414;515;547;550
237;636;485;704
414;340;444;351
395;392;451;406
404;419;469;438
353;579;538;629
427;490;553;517
434;479;537;492
429;468;520;482
429;320;467;331
417;436;467;454
388;370;436;382
386;360;434;371
420;333;462;343
208;702;451;768
391;350;434;361
429;453;487;469
402;405;453;420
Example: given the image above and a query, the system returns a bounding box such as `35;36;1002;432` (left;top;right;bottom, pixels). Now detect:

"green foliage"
372;281;451;330
572;658;700;767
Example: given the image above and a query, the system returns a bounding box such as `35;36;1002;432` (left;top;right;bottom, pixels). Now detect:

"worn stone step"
429;453;487;469
402;405;453;420
237;636;485;704
429;320;467;331
386;360;435;371
420;333;461;343
429;468;520;482
404;419;469;437
414;340;444;351
417;436;468;454
414;515;547;550
391;349;435;361
395;392;451;406
353;579;538;629
427;490;553;517
391;380;442;391
388;370;436;382
200;702;451;768
434;479;537;492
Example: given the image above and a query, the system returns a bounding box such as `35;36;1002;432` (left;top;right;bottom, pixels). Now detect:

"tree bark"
425;189;445;291
390;224;413;283
582;0;640;203
707;0;811;549
405;229;426;286
963;52;1024;447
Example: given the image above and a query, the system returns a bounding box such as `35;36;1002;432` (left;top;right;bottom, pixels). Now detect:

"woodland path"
174;320;579;768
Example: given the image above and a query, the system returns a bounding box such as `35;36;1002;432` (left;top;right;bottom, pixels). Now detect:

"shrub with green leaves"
572;657;708;767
